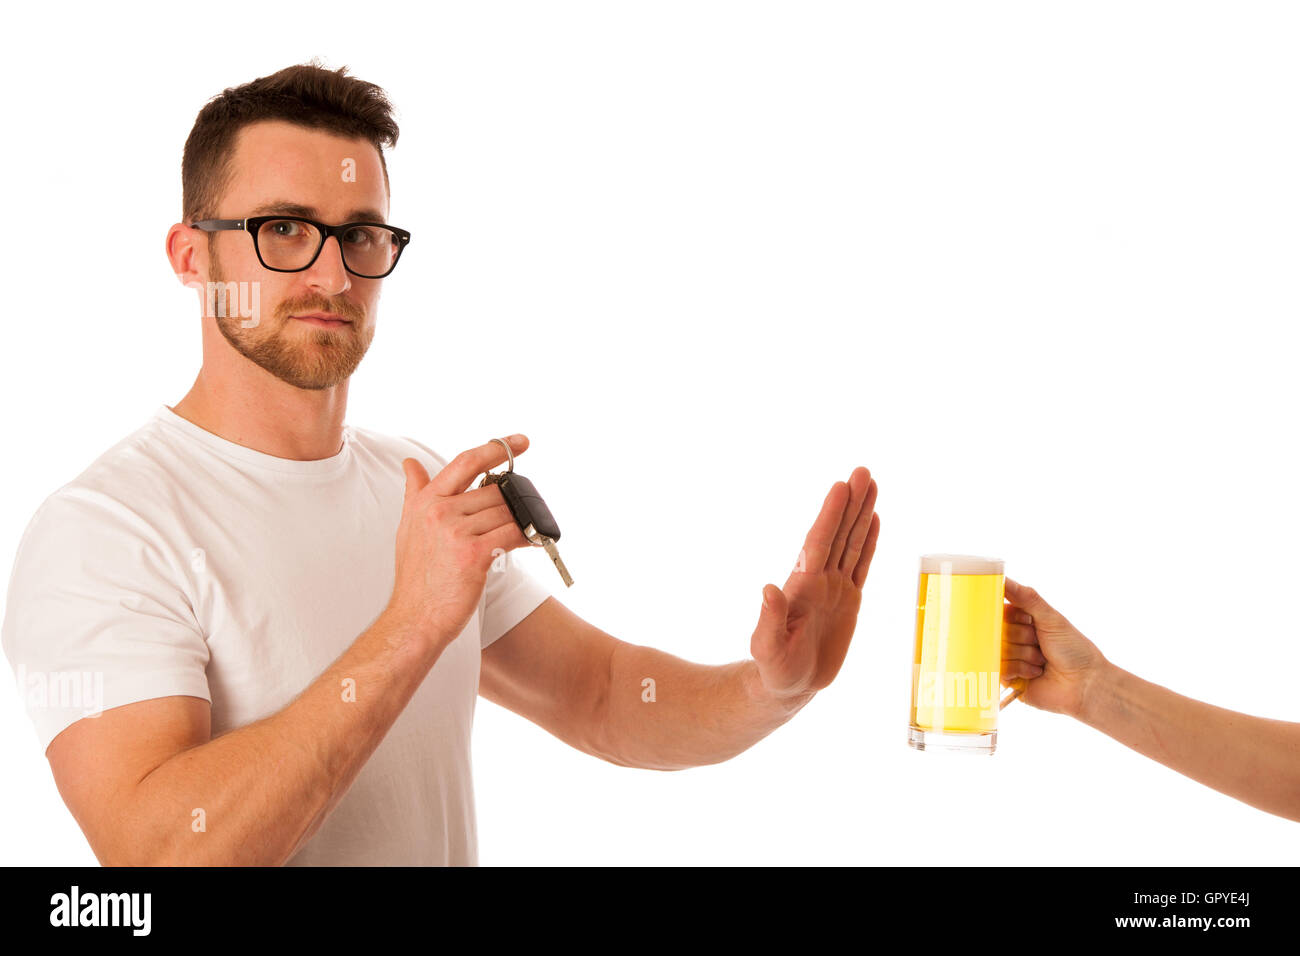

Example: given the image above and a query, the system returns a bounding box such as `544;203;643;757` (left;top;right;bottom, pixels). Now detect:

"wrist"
1072;657;1123;726
742;660;815;715
379;602;454;656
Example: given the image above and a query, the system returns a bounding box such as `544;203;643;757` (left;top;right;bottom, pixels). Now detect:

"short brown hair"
182;59;399;224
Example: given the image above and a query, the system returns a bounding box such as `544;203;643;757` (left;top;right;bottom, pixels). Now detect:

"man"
0;63;880;865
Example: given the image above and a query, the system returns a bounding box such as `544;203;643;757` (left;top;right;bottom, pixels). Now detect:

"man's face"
203;120;391;390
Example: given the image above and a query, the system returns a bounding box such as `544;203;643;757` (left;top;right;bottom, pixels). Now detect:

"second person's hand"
1001;576;1111;719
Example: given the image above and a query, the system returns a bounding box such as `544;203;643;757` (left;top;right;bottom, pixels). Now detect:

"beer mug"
908;554;1020;754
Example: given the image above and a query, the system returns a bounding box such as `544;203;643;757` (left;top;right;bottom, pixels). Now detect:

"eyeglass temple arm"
189;219;246;230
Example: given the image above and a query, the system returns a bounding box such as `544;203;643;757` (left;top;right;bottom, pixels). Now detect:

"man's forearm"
122;607;445;865
1079;663;1300;822
595;642;813;771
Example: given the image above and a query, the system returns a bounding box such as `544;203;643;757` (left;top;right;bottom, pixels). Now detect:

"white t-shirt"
1;405;552;865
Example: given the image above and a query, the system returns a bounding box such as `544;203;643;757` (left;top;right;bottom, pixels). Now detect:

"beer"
908;554;1007;753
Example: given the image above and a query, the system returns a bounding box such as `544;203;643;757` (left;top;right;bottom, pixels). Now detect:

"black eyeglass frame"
190;216;412;278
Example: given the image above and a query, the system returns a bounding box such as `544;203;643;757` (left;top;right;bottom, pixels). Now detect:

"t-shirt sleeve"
477;546;553;649
0;488;211;754
400;437;553;649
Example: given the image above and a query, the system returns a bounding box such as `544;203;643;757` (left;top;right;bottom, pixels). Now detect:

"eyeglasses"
190;216;412;278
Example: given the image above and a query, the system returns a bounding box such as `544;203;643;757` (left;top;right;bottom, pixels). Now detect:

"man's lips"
292;312;352;327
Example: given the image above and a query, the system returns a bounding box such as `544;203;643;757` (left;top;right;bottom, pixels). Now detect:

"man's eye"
344;227;375;245
269;220;305;238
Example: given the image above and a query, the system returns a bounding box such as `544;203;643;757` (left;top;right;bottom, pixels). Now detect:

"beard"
208;243;374;391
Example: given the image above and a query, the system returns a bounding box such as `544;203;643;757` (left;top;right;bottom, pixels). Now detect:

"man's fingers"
465;503;525;538
851;511;881;590
450;484;516;515
838;474;877;575
427;435;529;497
801;481;850;573
828;467;872;572
479;516;533;555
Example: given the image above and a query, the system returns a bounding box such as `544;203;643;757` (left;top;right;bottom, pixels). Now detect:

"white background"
1;1;1297;865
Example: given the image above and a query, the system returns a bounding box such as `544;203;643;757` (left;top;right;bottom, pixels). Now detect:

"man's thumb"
401;457;431;503
754;584;789;652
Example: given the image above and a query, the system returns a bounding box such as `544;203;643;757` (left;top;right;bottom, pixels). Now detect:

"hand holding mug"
1001;577;1111;719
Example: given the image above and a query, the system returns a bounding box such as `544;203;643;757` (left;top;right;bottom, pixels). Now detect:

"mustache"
275;296;366;323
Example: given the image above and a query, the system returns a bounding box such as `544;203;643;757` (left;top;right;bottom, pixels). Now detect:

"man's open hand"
750;467;880;702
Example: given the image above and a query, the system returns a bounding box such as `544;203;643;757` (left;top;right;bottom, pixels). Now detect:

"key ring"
487;437;515;474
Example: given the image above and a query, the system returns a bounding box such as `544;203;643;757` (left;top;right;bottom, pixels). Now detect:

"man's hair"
182;60;399;224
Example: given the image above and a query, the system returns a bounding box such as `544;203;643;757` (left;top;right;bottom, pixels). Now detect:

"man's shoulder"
346;424;450;473
23;413;191;539
77;412;187;490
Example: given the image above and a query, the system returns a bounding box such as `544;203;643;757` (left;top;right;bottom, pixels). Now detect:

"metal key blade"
535;534;574;587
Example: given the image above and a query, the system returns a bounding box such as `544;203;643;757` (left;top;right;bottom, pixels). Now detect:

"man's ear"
166;221;208;289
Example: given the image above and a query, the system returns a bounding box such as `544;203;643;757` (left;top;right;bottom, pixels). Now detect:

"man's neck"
171;373;349;462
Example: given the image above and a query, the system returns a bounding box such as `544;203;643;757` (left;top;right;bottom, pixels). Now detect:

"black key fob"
488;472;562;542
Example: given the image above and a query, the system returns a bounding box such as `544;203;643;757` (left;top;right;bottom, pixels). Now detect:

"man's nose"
304;235;352;296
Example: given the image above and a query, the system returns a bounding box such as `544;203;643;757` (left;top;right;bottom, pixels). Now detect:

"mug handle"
1000;678;1026;711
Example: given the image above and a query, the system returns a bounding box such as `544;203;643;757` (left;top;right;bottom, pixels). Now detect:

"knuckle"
468;537;497;565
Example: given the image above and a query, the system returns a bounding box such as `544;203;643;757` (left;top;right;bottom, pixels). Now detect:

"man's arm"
48;607;445;866
600;641;813;770
45;437;533;865
480;597;813;771
481;469;879;770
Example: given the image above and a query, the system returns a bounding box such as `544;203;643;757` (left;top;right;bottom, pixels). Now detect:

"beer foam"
919;553;1004;575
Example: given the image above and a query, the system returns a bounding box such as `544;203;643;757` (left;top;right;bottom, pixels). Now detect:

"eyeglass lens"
257;219;399;276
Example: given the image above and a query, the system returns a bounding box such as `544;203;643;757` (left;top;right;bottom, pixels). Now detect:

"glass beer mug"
908;554;1019;754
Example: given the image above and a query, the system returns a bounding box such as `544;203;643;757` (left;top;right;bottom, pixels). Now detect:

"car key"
479;439;573;587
